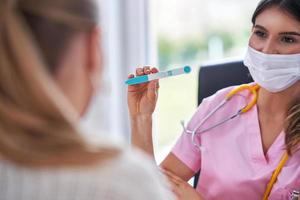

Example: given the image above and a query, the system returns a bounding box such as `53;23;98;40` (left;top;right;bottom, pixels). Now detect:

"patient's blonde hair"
0;0;118;167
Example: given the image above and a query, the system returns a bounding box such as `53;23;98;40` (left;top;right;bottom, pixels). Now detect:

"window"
81;0;153;144
152;0;260;161
81;0;260;162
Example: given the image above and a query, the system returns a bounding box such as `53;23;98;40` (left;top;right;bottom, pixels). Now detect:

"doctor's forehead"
254;6;300;33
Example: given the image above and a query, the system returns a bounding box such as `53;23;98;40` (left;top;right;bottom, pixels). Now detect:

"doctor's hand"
127;66;160;117
162;169;204;200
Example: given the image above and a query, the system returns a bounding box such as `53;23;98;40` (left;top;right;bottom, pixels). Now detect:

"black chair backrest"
194;59;253;188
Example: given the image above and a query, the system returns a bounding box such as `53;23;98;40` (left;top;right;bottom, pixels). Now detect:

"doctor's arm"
128;67;204;200
128;67;194;178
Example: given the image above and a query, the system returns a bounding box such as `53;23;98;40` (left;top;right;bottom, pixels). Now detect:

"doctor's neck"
257;82;300;117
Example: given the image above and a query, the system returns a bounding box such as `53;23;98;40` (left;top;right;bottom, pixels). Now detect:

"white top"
0;149;174;200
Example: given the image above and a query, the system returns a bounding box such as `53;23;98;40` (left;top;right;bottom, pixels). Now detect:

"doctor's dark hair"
0;0;118;167
252;0;300;155
251;0;300;25
285;99;300;155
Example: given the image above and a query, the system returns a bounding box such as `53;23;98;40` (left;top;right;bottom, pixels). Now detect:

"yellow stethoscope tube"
227;84;289;199
263;152;289;200
225;84;260;113
182;84;259;138
182;84;289;199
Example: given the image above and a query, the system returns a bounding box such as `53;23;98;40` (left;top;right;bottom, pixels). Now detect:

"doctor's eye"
254;30;267;39
281;36;297;44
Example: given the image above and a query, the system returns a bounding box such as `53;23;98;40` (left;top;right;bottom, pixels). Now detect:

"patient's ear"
87;27;102;78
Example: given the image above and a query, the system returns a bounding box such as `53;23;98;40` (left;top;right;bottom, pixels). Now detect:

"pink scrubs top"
172;84;300;200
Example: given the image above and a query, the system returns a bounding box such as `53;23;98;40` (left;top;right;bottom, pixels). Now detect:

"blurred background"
81;0;260;161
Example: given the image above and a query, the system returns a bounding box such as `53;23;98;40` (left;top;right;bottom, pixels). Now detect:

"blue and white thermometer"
125;66;192;85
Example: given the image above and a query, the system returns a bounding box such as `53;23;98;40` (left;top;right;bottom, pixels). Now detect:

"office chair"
193;59;253;188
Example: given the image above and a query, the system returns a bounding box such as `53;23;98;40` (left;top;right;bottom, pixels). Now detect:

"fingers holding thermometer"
128;66;159;91
127;66;160;116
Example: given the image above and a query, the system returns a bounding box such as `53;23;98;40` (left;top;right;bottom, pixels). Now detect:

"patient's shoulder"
0;147;173;200
79;147;174;200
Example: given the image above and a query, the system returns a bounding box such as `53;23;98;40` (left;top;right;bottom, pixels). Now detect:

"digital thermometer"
125;66;191;85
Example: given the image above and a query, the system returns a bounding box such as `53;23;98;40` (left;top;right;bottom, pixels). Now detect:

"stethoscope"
181;84;259;151
180;84;289;200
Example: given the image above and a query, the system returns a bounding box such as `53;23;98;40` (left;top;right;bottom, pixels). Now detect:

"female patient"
128;0;300;199
0;0;173;199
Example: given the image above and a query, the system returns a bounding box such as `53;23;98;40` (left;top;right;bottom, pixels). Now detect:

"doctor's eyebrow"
253;25;268;32
254;25;300;36
279;32;300;36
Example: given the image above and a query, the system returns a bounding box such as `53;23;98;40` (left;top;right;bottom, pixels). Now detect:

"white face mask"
244;46;300;93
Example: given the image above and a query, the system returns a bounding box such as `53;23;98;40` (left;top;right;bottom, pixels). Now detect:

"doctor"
127;0;300;199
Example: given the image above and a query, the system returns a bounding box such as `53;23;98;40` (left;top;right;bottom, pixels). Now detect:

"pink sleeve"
171;86;232;173
171;98;211;173
171;131;201;173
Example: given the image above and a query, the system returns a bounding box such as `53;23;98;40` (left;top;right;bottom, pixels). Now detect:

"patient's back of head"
0;0;172;199
0;0;110;167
